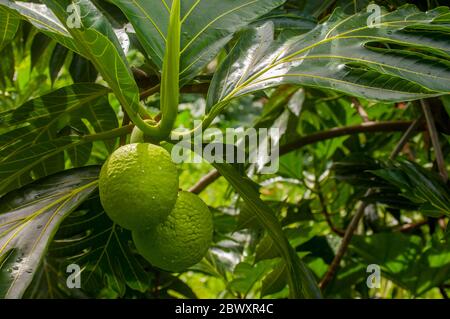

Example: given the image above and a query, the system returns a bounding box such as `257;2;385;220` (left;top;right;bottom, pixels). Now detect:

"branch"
317;186;345;237
421;99;448;182
319;118;423;290
351;97;370;122
189;170;221;194
189;120;422;194
140;84;160;100
319;188;374;290
315;166;345;237
393;219;428;232
389;116;424;160
280;120;420;155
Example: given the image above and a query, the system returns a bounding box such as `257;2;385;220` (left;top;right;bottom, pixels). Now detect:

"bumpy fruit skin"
99;143;179;231
132;191;213;272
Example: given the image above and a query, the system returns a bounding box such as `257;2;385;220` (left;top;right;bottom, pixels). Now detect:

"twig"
189;170;221;194
439;286;449;299
319;118;423;290
317;186;345;237
351;97;370;122
314;164;345;237
421;100;448;182
393;219;428;232
389;116;424;160
319;188;374;289
140;84;160;100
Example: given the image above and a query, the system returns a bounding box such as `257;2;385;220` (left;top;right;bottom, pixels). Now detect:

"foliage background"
0;0;449;299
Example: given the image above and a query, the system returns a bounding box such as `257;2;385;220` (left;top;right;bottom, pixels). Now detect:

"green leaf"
261;261;287;297
50;192;151;296
236;200;263;231
49;43;69;84
371;160;450;216
0;84;117;194
350;232;450;296
0;167;99;299
212;162;322;298
39;0;146;133
255;9;317;34
208;5;450;113
0;1;78;53
69;54;98;83
255;234;279;262
110;0;285;84
0;43;15;89
0;6;19;51
228;260;274;296
31;33;52;69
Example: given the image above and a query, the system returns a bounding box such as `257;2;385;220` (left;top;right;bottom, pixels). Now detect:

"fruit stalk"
133;0;181;141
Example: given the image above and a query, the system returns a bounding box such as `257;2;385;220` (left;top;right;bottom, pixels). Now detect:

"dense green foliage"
0;0;449;299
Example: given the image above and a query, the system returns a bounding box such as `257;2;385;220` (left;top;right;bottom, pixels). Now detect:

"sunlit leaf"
0;167;99;299
110;0;285;84
0;6;19;51
208;5;450;114
0;84;117;194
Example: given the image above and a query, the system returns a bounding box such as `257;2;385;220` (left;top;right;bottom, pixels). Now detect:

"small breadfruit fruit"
99;143;179;231
132;191;213;272
130;126;158;144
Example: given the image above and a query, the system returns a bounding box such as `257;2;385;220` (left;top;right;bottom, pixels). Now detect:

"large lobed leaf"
39;0;141;115
48;192;151;297
110;0;286;84
207;5;450;113
0;167;99;299
0;6;19;51
0;0;78;53
0;84;117;195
